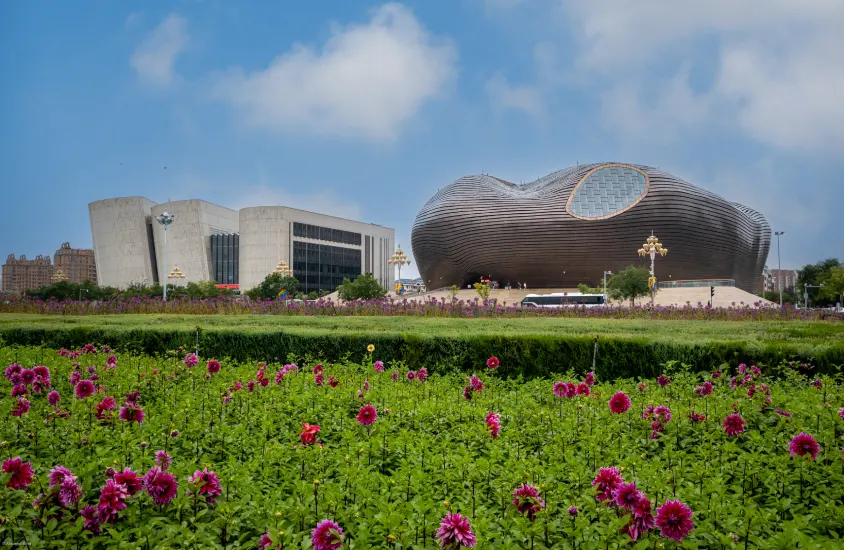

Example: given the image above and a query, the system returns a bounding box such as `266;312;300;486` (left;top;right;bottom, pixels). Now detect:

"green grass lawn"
0;313;840;347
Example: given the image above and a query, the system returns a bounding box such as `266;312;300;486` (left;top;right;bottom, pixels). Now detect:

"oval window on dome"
567;164;648;219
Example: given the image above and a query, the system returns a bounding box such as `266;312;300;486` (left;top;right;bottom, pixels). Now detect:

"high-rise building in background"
769;269;798;292
88;197;395;293
1;254;53;293
53;242;97;284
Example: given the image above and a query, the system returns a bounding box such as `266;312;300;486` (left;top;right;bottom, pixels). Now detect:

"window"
292;240;361;293
210;234;239;284
292;222;362;246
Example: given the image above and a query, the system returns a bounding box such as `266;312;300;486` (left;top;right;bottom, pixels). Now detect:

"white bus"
520;293;607;308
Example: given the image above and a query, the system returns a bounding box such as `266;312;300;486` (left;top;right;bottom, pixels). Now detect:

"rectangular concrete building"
88;197;395;293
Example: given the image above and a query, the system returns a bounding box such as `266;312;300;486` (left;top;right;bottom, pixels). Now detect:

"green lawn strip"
0;314;841;377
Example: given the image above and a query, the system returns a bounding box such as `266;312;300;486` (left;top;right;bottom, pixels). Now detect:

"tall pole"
163;227;168;302
774;231;784;307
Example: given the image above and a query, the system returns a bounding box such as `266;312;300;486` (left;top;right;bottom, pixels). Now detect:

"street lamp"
51;269;68;284
637;233;668;307
804;283;824;310
273;260;293;277
388;245;411;294
167;266;186;290
774;231;784;307
603;270;612;304
156;211;175;301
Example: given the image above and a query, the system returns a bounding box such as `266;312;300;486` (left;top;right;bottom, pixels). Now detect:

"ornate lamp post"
156;211;175;301
637;233;668;307
51;269;68;284
167;266;186;290
388;245;411;294
273;260;293;277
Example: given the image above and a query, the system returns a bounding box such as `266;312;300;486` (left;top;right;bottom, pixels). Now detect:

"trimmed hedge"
1;326;841;379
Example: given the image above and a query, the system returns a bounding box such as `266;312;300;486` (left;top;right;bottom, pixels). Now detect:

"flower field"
1;344;843;548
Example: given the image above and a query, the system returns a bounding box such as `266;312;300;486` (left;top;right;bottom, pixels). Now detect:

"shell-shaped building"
411;163;770;293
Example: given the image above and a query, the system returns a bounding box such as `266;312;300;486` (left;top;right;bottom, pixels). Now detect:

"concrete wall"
239;206;395;291
89;197;157;288
149;200;239;284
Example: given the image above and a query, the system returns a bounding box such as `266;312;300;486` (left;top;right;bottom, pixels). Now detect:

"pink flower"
119;405;145;424
206;360;221;375
97;479;129;523
722;413;745;437
114;468;143;496
585;371;595;386
568;506;578;516
553;382;567;398
184;354;199;368
711;369;723;380
58;476;84;508
142;467;178;506
315;373;325;386
392;370;399;381
418;368;429;381
638;382;648;393
592;467;623;503
811;379;822;389
626;495;656;540
312;519;344;550
362;380;370;392
75;380;95;399
436;513;477;548
69;371;82;386
188;468;222;504
469;375;484;392
4;363;22;380
695;381;713;397
655;500;694;542
33;365;50;381
95;396;117;421
407;371;416;381
155;451;172;471
21;368;36;385
613;482;643;510
577;382;591;396
313;364;324;374
746;385;756;398
789;433;820;461
10;384;27;397
485;412;500;439
301;423;320;446
125;391;140;406
609;392;631;414
513;483;545;520
81;505;100;534
487;356;499;369
357;404;377;426
328;376;339;388
12;397;30;417
738;363;747;375
47;391;61;406
775;409;792;418
3;457;34;490
657;375;671;387
374;360;385;372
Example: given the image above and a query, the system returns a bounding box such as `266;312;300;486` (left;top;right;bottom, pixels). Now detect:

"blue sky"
1;0;842;279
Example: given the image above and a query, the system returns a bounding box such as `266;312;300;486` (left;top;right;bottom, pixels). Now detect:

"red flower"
584;371;595;386
357;404;377;426
655;500;694;542
301;423;321;446
206;360;221;375
789;433;820;461
512;484;545;521
592;467;623;503
486;356;499;369
657;375;671;387
722;413;745;437
436;513;477;548
577;382;591;396
2;457;34;490
608;392;631;414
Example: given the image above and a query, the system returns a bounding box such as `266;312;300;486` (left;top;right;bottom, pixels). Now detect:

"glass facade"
292;222;362;246
292;240;361;293
569;166;647;218
211;234;239;284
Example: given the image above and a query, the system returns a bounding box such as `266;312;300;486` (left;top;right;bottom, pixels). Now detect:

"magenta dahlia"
513;483;546;520
722;413;745;437
357;404;377;426
487;356;499;369
585;371;595;386
613;481;644;510
97;479;129;523
4;363;22;381
3;457;34;490
119;405;145;424
183;353;199;368
75;379;95;399
695;381;713;397
626;495;656;540
21;368;36;385
486;412;500;438
114;468;143;496
313;364;324;374
469;375;484;392
189;468;222;504
10;384;27;398
789;433;820;461
592;467;623;503
655;500;694;542
418;368;429;381
436;513;477;548
47;390;61;406
407;370;416;381
657;375;671;387
577;382;591;396
155;450;172;471
11;397;30;417
374;360;385;372
553;381;566;398
143;466;178;506
81;504;100;534
315;373;325;386
312;519;344;550
206;360;221;375
609;392;631;414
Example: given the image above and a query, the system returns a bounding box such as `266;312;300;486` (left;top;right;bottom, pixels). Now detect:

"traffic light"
710;286;715;298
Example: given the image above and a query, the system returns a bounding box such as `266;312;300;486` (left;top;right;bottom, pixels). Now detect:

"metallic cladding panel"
411;163;771;293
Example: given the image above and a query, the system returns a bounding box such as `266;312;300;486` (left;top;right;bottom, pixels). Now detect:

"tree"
337;273;387;301
607;265;651;307
448;285;460;300
245;273;300;300
185;280;224;299
473;281;491;300
796;258;843;306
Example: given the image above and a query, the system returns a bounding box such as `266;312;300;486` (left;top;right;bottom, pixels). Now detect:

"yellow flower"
367;344;375;353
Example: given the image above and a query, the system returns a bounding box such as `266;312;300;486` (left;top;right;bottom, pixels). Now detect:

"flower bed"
1;345;842;547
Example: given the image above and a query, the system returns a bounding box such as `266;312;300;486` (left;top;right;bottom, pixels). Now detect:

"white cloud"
212;3;456;141
484;73;545;118
130;14;188;88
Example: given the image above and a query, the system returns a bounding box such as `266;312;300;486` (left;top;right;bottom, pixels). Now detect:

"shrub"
337;273;387;301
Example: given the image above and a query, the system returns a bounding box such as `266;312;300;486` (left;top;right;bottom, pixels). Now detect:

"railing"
657;279;735;289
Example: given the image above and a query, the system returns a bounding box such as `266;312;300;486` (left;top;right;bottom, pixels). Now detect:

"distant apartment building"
53;242;97;284
769;269;797;292
1;254;53;293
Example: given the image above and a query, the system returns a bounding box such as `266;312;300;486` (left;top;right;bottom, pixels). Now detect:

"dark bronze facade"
411;163;770;293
